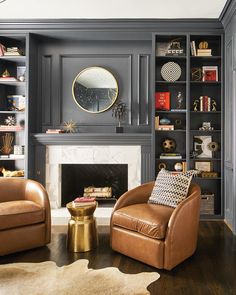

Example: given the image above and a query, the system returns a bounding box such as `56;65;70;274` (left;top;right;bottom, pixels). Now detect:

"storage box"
200;194;214;215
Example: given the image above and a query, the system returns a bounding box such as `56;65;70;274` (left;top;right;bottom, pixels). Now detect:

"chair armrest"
113;181;155;212
164;184;201;270
25;179;51;244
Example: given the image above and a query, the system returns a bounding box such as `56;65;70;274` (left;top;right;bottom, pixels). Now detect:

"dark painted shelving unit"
0;35;27;178
154;33;223;219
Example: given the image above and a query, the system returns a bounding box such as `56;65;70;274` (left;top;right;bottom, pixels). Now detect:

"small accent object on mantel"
63;120;77;133
4;116;16;126
112;102;126;133
46;129;65;134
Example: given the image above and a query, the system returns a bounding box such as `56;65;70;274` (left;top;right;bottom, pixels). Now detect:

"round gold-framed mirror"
72;66;118;113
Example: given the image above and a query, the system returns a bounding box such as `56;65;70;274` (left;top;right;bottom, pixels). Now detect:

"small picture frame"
202;66;218;82
195;161;212;172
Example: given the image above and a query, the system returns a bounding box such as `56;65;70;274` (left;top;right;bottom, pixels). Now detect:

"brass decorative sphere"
162;138;176;153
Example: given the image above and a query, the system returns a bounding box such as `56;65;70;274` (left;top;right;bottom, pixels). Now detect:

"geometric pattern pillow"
148;168;199;208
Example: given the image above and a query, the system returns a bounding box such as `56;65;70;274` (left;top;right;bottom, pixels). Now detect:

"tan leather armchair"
110;181;201;270
0;178;51;255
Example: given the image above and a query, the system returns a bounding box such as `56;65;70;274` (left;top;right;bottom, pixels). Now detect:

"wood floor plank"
0;221;235;295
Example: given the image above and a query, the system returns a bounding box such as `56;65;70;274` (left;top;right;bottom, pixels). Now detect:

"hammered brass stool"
66;202;98;252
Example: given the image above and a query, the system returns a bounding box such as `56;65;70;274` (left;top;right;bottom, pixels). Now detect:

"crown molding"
0;18;223;33
219;0;236;28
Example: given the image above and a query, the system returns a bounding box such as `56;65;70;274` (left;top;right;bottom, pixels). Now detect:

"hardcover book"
155;92;170;110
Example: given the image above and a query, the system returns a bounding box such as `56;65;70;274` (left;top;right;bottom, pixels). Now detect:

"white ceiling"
0;0;227;19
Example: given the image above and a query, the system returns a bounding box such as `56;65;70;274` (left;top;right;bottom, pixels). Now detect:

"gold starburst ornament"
63;120;77;133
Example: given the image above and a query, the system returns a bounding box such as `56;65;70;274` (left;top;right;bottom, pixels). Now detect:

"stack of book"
155;116;174;130
157;125;174;131
160;153;182;159
9;154;24;159
0;76;18;82
0;125;23;131
4;47;23;56
46;129;65;134
199;96;211;111
72;197;96;207
197;49;212;56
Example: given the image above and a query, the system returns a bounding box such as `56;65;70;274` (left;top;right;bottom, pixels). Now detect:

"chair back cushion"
148;169;198;208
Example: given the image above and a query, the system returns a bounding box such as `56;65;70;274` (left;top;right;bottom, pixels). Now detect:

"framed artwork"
195;161;212;172
202;66;218;82
193;136;212;158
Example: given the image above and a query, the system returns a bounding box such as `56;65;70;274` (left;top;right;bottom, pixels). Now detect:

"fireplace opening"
61;164;128;207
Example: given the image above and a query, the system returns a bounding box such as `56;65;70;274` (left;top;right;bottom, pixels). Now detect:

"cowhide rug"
0;259;160;295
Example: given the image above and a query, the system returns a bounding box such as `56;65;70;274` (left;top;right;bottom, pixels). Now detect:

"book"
160;155;182;159
0;155;9;158
0;125;23;131
0;77;18;81
155;116;159;130
74;197;96;202
182;161;187;173
155;92;170;110
161;153;180;156
191;41;197;56
4;52;22;56
72;197;96;207
170;109;187;112
9;154;24;159
46;129;65;134
160;153;182;159
157;125;174;131
197;49;212;56
0;43;6;56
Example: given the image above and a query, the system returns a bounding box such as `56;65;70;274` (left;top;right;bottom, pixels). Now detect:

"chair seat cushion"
0;200;45;230
112;203;174;239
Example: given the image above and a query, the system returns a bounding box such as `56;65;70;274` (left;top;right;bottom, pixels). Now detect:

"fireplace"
46;145;141;208
61;164;128;207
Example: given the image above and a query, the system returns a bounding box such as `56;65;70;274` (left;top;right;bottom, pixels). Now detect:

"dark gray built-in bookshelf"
154;34;223;219
0;35;27;178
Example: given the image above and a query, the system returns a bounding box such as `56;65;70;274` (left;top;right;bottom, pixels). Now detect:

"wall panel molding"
137;54;150;126
41;55;52;126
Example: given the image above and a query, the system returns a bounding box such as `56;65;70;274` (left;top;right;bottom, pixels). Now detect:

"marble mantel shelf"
31;133;152;146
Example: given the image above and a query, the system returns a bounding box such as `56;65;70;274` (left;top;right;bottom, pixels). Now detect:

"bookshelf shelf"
155;81;186;84
0;81;26;86
0;111;25;114
0;56;26;63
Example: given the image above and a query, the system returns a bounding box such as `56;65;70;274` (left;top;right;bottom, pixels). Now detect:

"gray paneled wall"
222;0;236;234
38;39;151;133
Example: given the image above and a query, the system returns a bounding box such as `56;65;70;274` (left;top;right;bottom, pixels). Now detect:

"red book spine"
203;96;208;112
155;92;170;110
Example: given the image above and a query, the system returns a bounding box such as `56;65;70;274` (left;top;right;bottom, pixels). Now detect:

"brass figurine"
212;100;217;111
193;99;199;111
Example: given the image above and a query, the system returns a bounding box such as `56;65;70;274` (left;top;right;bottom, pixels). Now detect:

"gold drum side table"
66;201;98;252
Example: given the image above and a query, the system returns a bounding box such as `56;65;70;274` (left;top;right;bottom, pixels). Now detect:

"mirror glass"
72;67;118;113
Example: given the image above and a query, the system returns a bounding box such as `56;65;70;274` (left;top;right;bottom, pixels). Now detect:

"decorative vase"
116;126;123;133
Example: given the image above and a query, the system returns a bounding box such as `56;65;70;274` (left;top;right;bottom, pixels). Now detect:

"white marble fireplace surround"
46;145;141;225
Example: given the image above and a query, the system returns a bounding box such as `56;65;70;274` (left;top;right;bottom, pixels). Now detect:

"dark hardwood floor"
0;221;236;295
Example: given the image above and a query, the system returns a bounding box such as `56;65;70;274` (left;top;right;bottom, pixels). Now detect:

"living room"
0;0;235;294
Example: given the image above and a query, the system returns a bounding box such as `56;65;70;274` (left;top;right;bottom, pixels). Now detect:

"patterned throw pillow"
148;169;198;208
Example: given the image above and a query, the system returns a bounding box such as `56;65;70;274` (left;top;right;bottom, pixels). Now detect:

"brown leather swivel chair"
0;178;51;255
110;181;201;270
